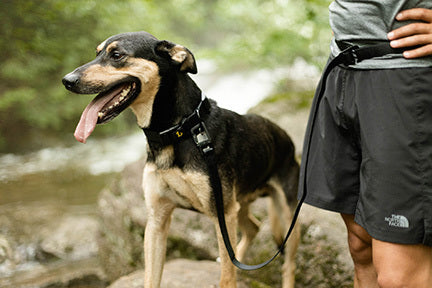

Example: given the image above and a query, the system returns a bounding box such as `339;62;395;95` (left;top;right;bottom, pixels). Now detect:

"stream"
0;59;319;287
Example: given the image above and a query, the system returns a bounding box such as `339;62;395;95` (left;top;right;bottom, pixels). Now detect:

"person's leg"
342;213;379;288
343;213;432;288
372;239;432;288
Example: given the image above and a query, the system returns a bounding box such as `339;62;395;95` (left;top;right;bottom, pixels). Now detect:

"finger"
396;8;432;22
390;34;432;48
402;44;432;58
388;23;431;40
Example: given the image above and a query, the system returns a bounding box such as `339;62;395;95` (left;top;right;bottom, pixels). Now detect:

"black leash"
143;42;407;271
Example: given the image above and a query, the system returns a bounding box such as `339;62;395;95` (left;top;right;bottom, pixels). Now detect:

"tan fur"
169;45;196;72
96;40;107;54
144;163;212;214
81;58;160;127
106;41;119;54
169;45;188;63
267;178;299;288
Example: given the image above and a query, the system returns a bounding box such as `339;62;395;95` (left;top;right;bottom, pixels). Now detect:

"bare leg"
341;214;378;288
373;239;432;288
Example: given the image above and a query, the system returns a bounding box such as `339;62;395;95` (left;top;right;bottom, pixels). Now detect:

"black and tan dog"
62;31;300;288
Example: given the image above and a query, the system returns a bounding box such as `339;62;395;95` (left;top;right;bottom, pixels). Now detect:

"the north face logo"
385;215;409;228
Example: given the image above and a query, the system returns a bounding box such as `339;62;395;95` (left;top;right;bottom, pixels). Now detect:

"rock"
0;201;106;287
0;201;100;274
0;258;107;288
0;235;14;274
39;215;99;260
107;259;254;288
97;160;147;282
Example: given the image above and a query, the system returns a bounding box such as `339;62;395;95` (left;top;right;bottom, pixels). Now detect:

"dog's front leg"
144;197;175;288
213;202;239;288
143;165;176;288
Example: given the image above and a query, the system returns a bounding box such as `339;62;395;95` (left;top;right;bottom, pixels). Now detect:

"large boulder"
107;259;255;288
39;215;99;260
0;202;106;288
97;160;147;282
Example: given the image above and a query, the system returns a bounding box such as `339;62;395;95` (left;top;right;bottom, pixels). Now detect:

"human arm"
387;8;432;58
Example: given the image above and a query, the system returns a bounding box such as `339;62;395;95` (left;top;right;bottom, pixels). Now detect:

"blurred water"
0;133;145;183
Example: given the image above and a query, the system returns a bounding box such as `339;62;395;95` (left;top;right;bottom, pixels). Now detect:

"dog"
62;31;300;288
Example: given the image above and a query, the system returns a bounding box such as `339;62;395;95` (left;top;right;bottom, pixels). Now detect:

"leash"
142;42;408;271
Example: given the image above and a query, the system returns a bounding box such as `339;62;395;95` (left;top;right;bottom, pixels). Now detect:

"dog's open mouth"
74;80;140;143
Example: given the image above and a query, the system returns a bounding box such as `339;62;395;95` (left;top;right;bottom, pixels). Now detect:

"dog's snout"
62;72;80;91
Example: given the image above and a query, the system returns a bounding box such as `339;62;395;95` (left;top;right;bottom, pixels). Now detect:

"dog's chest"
143;162;212;213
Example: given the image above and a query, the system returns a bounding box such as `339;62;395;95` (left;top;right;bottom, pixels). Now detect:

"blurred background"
0;1;347;287
0;0;330;154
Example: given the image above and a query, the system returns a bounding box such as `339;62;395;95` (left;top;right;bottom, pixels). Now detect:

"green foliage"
200;0;332;69
0;0;331;152
265;79;316;110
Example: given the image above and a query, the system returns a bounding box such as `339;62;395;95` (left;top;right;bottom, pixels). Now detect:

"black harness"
142;42;408;271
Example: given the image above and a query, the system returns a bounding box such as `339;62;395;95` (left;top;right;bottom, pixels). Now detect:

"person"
298;1;432;287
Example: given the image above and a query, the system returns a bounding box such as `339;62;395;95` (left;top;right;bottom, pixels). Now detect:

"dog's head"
62;31;197;143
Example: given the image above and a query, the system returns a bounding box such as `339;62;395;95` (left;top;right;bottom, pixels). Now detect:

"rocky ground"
0;98;355;287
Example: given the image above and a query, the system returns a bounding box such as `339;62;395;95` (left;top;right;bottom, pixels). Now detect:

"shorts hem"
355;214;432;247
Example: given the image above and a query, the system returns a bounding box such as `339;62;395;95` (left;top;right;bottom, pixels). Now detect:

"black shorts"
298;64;432;246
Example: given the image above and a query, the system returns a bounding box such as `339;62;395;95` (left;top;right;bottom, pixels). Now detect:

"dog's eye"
111;51;125;61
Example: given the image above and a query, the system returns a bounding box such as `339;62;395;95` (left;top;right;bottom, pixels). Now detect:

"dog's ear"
155;40;197;74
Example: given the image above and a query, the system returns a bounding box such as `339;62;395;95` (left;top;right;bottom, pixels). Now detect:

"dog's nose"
62;72;79;91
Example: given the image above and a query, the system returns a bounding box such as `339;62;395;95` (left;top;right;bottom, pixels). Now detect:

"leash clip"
191;122;213;155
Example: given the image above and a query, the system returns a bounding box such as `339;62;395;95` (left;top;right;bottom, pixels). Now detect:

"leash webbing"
192;110;303;270
143;42;408;271
195;42;406;271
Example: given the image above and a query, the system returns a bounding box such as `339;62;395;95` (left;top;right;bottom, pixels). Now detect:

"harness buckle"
191;122;213;155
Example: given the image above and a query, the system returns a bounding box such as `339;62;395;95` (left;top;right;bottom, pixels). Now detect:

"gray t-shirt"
329;0;432;69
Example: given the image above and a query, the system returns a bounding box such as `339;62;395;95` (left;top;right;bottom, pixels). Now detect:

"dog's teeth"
121;87;130;97
109;105;113;109
98;112;104;118
115;101;119;106
119;96;125;101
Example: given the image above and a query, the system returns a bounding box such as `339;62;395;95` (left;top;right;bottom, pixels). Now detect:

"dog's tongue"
74;85;125;143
